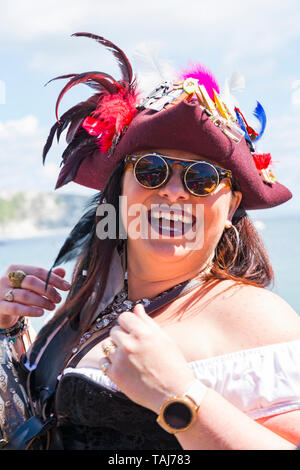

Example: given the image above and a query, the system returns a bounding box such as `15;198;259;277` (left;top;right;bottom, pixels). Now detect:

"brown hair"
208;206;273;287
32;161;274;350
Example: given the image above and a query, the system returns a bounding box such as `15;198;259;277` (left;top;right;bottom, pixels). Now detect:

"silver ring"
4;289;14;302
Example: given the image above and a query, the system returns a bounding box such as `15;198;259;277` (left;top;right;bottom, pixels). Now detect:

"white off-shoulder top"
62;339;300;420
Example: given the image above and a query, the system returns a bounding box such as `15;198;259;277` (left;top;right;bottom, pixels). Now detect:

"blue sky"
1;0;300;217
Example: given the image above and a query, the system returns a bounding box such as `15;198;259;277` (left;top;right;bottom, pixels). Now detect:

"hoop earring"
215;223;240;269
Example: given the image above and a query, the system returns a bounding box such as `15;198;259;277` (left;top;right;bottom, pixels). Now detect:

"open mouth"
147;208;196;238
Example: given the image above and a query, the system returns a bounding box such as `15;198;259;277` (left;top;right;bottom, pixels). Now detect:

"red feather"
82;87;139;152
253;153;272;170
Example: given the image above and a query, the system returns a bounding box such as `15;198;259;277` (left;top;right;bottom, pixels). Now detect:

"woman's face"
121;148;242;273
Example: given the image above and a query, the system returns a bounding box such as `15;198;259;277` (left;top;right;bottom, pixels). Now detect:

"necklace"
70;273;208;356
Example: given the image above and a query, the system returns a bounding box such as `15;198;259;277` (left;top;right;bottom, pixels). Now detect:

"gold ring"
4;289;14;302
102;341;116;359
8;270;27;288
101;362;110;376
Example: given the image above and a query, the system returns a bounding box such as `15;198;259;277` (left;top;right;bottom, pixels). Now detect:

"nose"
157;165;190;203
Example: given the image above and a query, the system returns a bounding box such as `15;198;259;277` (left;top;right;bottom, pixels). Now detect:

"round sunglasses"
125;153;232;197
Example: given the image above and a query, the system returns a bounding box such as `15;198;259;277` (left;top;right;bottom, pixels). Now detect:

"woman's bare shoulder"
203;279;300;347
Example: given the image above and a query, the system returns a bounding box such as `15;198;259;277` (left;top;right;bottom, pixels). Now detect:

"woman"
1;33;300;450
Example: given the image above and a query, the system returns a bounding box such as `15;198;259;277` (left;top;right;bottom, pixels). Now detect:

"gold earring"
215;223;240;269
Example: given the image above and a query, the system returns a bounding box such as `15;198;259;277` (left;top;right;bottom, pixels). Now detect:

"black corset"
55;372;182;450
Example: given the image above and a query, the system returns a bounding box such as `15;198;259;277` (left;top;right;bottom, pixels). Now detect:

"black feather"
45;193;101;289
55;71;120;122
44;73;78;87
45;72;114;95
42;121;60;164
72;32;133;84
42;95;100;164
55;136;97;188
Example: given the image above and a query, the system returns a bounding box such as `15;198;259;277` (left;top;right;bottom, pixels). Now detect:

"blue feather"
235;108;251;143
252;101;266;141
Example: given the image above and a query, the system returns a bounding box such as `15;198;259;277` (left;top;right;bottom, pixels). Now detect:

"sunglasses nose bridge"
166;160;204;196
157;164;191;201
164;158;191;187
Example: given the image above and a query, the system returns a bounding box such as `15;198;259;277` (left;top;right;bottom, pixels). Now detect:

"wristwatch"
156;379;207;434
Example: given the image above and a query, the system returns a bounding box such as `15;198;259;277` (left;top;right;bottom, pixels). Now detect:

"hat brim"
73;100;292;210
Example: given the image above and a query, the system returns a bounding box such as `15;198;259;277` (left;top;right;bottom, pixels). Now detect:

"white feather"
221;78;239;116
229;68;246;93
221;69;246;117
132;42;177;96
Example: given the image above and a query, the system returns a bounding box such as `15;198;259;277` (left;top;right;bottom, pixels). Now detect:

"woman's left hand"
103;303;195;414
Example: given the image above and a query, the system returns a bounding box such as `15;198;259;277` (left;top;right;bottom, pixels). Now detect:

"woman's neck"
126;258;213;301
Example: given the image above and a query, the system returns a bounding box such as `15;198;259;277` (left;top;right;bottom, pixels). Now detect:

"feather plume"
219;70;245;120
82;87;139;152
46;72;115;95
180;62;220;101
55;135;96;189
252;101;267;142
45;73;78;87
235;108;250;142
229;69;246;93
42;95;100;164
133;42;176;96
45;193;101;289
42;33;139;190
235;107;259;143
72;32;134;84
253;153;271;170
52;193;100;267
54;72;120;123
221;79;238;117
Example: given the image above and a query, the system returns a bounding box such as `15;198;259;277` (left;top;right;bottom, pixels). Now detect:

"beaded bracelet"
0;317;28;343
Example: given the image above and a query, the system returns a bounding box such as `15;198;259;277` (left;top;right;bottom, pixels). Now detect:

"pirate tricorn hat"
43;32;292;211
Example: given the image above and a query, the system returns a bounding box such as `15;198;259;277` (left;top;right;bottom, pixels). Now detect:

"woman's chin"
137;236;203;260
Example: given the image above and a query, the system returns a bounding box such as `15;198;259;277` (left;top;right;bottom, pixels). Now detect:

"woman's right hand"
0;265;71;329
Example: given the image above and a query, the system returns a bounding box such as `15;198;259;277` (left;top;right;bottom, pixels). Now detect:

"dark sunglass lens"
134;155;168;188
185;163;218;195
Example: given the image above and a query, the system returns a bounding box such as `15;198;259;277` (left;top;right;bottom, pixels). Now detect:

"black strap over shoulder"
3;315;84;450
64;275;204;369
28;318;81;407
3;416;56;450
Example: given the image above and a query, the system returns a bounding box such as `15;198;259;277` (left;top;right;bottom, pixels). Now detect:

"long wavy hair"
32;159;274;350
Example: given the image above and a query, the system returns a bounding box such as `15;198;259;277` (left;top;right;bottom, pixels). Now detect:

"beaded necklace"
71;273;207;356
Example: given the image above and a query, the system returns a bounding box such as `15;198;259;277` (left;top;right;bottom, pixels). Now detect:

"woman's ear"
225;190;242;228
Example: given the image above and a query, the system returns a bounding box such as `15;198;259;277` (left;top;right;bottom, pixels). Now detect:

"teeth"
150;210;192;224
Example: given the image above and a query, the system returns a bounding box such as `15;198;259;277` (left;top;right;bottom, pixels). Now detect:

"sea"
0;216;299;333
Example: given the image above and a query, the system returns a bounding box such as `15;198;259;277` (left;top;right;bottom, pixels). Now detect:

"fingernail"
63;281;71;289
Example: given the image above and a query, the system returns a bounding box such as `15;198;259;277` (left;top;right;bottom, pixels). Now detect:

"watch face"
163;401;193;430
